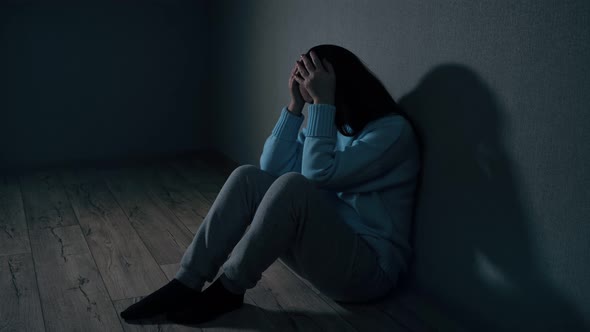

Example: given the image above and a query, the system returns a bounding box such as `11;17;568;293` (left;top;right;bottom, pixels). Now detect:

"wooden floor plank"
20;171;123;331
19;172;78;232
0;175;31;256
31;225;121;331
0;253;46;332
255;261;357;332
102;166;194;265
278;260;410;332
171;154;229;186
245;263;323;332
160;262;182;281
28;224;124;331
190;152;239;203
11;152;428;331
60;168;169;301
138;163;212;235
167;159;226;204
193;150;239;176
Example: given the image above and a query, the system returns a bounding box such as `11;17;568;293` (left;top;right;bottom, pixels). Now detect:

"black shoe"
120;279;202;321
166;274;244;324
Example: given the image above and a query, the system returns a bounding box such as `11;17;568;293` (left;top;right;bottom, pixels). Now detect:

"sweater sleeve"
259;106;305;177
302;103;404;192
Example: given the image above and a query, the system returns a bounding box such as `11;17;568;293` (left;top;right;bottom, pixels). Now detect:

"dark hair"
305;44;411;137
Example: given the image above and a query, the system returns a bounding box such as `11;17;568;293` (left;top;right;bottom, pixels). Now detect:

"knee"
230;164;261;178
275;172;309;189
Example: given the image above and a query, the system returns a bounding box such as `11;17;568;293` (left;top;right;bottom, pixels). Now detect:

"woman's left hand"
294;51;336;105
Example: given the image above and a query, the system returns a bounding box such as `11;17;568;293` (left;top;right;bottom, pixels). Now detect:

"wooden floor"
0;150;443;332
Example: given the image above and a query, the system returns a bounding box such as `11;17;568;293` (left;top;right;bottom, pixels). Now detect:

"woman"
120;44;421;325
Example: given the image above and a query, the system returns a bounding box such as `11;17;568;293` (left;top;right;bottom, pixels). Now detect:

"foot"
120;278;201;321
166;274;244;324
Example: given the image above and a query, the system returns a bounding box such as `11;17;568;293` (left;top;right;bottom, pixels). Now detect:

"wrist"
287;102;303;115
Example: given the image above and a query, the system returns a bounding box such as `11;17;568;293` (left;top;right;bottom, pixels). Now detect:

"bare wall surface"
209;0;590;330
0;0;211;171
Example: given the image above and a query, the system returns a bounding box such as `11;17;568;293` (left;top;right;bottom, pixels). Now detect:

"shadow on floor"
121;304;362;331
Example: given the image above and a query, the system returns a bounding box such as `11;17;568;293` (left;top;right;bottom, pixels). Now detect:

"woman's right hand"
288;61;305;113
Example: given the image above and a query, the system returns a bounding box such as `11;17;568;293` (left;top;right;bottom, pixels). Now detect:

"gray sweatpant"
175;164;394;303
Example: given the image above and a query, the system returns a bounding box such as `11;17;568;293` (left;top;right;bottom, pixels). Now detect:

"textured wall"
0;1;211;171
209;0;590;330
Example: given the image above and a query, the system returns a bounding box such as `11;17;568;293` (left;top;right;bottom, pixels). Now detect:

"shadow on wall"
398;64;586;331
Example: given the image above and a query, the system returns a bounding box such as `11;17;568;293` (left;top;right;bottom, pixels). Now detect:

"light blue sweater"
260;103;420;283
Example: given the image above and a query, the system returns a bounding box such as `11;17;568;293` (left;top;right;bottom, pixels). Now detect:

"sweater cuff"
271;106;305;140
306;104;337;137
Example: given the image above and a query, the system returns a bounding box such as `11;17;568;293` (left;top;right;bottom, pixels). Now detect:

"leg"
219;172;396;302
174;164;279;290
168;171;396;324
120;164;277;321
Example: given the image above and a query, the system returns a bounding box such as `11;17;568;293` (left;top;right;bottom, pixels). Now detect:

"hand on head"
289;51;336;113
293;51;336;105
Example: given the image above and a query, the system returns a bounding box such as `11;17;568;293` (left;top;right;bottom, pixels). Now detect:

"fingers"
309;51;325;71
290;63;300;84
300;54;315;73
295;69;304;80
296;60;309;77
292;71;302;85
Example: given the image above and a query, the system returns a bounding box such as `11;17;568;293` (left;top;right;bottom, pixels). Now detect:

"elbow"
259;155;274;173
259;162;275;176
259;159;269;172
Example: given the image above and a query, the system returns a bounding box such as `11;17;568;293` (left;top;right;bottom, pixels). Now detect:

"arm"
301;104;404;192
259;106;305;177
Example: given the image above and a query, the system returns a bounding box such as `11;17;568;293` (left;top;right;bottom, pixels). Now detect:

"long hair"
305;44;411;137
